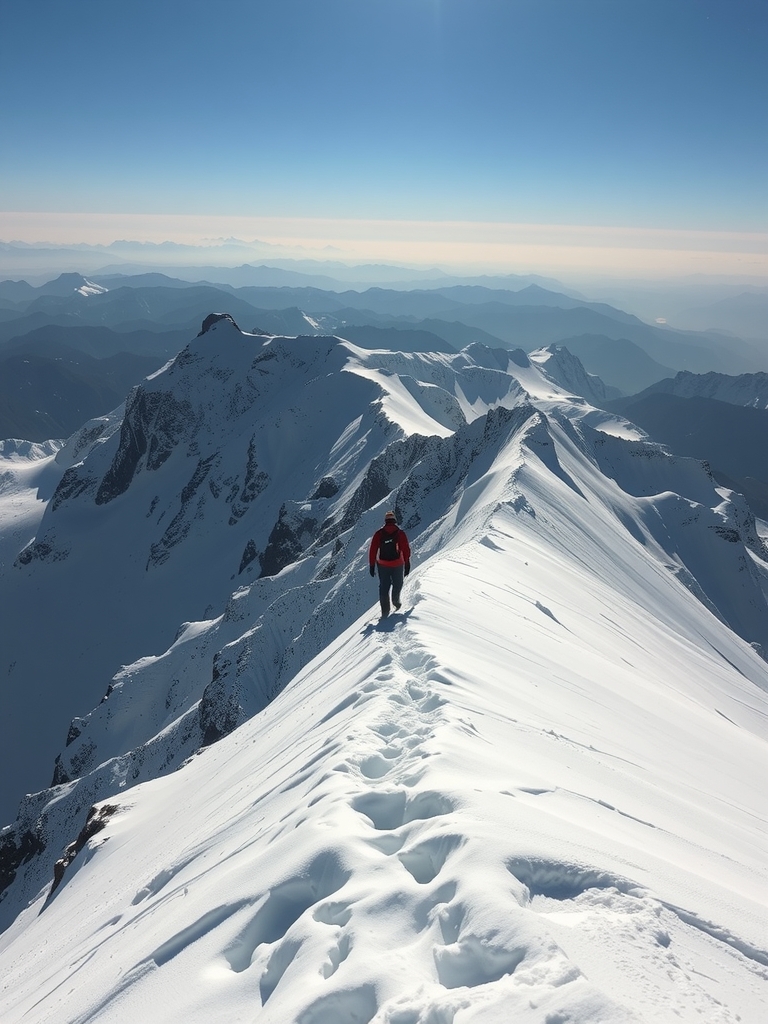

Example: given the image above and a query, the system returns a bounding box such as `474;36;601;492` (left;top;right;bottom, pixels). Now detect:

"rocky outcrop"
228;437;269;525
311;476;339;500
95;388;194;504
15;531;69;565
50;466;98;511
259;502;321;578
0;828;46;900
49;803;118;897
199;653;243;746
238;538;259;575
148;452;219;567
198;313;241;335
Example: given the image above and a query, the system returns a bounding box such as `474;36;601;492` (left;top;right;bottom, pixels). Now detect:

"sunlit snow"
0;321;766;1024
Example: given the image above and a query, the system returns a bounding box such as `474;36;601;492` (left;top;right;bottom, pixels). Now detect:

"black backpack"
379;529;400;561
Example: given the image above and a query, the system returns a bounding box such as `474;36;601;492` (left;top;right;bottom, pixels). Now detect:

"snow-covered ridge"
1;442;767;1022
529;343;623;405
645;368;768;408
0;438;63;462
0;317;766;1023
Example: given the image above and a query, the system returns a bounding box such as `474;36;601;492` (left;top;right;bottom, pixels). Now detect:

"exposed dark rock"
49;804;118;897
65;718;86;747
67;418;116;463
198;313;241;335
67;739;97;779
259;504;319;578
15;534;69;566
228;437;269;525
146;395;195;471
393;405;539;533
0;828;46;899
16;540;52;566
148;452;219;567
51;756;71;787
95;388;194;505
317;537;344;580
50;466;98;512
332;434;434;539
199;655;243;746
311;476;339;500
95;389;155;504
251;348;278;366
714;526;740;543
238;539;259;574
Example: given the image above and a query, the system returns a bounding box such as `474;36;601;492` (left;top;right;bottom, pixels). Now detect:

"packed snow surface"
0;322;766;1023
1;523;766;1023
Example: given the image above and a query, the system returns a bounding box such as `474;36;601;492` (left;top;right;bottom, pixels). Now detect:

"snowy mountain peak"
529;343;622;403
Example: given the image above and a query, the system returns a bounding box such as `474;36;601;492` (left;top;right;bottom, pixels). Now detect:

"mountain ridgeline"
1;313;767;935
1;270;767;444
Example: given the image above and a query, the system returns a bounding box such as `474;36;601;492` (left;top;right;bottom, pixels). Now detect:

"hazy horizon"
1;1;766;284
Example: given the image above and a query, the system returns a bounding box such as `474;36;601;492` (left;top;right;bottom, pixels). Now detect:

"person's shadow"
361;607;414;635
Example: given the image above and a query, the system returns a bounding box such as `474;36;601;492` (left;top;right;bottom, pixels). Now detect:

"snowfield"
0;438;64;575
0;319;766;1023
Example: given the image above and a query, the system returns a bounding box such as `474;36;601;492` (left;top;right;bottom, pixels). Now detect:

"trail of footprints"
230;636;489;1022
199;638;590;1022
128;632;755;1024
118;623;755;1024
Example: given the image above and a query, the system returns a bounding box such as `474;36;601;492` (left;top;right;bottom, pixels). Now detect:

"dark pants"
377;564;404;616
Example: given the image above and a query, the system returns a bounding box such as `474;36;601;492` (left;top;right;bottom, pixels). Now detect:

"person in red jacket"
369;510;411;619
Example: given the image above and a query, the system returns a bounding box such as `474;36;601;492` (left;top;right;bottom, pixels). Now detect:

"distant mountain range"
0;341;164;441
639;368;768;407
1;271;765;432
606;370;768;518
2;275;767;504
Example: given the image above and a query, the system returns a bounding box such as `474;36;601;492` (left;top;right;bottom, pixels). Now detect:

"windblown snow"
0;318;766;1024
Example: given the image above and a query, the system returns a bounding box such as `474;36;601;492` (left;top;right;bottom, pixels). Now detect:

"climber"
369;510;411;619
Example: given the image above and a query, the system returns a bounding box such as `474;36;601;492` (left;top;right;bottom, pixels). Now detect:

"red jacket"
369;522;411;569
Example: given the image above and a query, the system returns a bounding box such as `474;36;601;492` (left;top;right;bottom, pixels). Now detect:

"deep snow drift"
0;319;766;1023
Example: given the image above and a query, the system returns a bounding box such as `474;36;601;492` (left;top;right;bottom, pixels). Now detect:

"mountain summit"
0;317;766;1023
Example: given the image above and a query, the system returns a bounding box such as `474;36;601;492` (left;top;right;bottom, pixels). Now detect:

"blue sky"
1;1;766;274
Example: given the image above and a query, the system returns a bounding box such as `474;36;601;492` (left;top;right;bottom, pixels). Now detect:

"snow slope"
0;426;766;1023
0;318;766;1022
0;438;63;574
0;325;637;820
